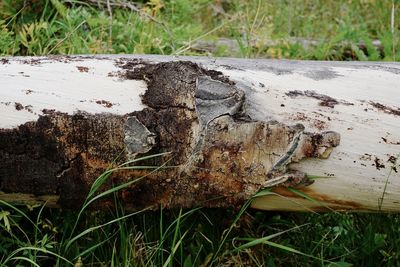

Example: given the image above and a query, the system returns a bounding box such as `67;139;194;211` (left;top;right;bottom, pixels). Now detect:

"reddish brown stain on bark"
76;66;89;72
290;112;328;130
272;187;364;211
95;99;113;108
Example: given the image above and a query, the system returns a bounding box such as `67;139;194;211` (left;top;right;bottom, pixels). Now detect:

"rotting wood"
0;55;399;212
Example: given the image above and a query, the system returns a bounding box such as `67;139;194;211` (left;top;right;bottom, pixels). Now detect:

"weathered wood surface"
0;55;399;212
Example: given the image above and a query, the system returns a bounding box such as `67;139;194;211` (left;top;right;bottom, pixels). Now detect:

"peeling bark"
0;55;399;211
0;59;339;210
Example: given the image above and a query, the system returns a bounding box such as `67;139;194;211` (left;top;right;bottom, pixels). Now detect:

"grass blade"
7;256;40;267
2;247;73;266
162;231;188;267
66;207;150;250
231;224;308;252
262;240;314;258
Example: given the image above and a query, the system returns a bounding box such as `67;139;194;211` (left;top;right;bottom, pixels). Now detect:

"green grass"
2;195;400;266
0;0;400;266
0;0;399;59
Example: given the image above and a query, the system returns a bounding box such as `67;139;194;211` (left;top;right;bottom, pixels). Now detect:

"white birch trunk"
0;55;399;212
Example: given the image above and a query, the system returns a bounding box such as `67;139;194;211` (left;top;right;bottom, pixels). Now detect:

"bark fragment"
124;116;156;158
286;90;353;108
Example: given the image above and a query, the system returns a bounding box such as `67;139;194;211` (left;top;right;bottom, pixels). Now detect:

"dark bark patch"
14;103;34;113
0;112;132;208
14;102;24;111
374;156;385;170
388;155;397;164
95;99;114;108
24;105;33;113
360;153;372;161
381;137;400;145
370;102;400;116
22;58;42;65
125;61;233;110
286;90;353;108
115;58;149;69
18;71;30;77
42;109;56;115
76;66;89;72
0;117;68;197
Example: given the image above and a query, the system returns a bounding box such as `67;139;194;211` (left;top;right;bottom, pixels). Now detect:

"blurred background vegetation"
0;0;399;59
0;0;399;266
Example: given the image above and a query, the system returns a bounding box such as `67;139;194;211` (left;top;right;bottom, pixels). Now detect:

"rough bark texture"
0;59;341;210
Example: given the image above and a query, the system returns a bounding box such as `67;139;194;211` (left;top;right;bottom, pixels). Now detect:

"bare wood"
0;55;399;212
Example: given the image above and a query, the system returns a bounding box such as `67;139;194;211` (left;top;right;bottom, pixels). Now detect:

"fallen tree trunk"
0;55;399;212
